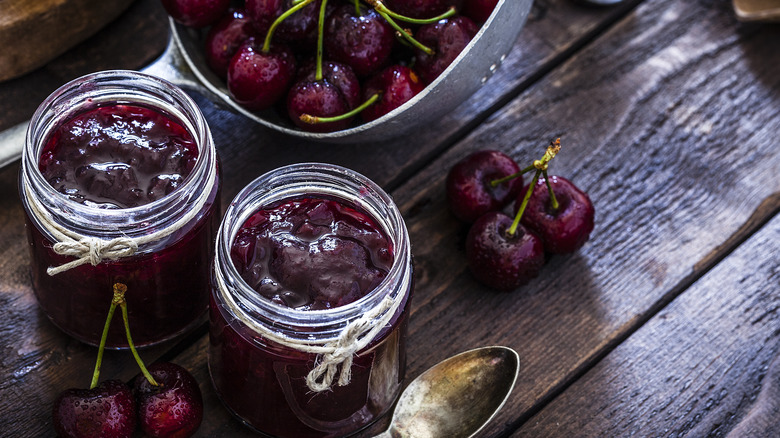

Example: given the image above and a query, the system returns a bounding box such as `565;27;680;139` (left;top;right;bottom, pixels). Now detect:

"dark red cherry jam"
230;197;394;310
38;104;198;209
210;177;412;437
25;101;219;348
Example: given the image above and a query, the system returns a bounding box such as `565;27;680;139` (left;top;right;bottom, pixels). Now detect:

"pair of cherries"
446;139;595;291
52;284;203;438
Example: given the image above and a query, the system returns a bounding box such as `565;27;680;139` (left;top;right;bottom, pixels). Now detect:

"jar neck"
20;70;217;243
214;163;412;342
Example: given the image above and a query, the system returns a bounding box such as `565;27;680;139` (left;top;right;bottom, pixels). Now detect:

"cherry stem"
543;169;559;211
89;285;121;390
315;0;329;81
300;93;380;124
370;1;456;24
368;3;434;55
263;0;316;52
114;283;159;387
508;169;540;236
490;163;536;187
506;138;563;236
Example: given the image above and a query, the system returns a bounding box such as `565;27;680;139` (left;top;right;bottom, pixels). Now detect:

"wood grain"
1;0;779;436
513;215;780;437
0;0;134;81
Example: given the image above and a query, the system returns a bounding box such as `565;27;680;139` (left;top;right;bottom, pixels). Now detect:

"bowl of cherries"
149;0;532;142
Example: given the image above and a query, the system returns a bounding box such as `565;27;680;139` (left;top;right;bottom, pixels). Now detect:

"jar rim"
215;162;412;335
20;70;216;236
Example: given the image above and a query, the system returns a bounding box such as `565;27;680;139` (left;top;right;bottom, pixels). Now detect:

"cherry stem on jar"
263;0;316;52
368;3;434;55
300;93;380;124
89;285;121;389
114;283;159;387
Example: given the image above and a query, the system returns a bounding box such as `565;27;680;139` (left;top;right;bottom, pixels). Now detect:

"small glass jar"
209;163;413;438
19;70;221;348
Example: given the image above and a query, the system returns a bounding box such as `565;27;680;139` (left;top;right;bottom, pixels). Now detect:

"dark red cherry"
324;4;395;77
161;0;230;28
383;0;462;19
414;16;478;84
287;61;361;132
132;362;203;438
287;81;351;132
463;0;499;23
446;150;523;223
245;0;322;45
244;0;282;35
52;380;136;438
296;60;361;109
204;9;256;79
466;211;545;291
517;175;595;254
227;38;297;111
360;65;424;122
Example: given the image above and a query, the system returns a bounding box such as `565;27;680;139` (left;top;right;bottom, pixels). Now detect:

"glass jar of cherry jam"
209;163;413;437
19;71;221;348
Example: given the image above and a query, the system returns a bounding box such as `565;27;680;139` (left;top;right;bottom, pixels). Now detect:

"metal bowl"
140;0;531;143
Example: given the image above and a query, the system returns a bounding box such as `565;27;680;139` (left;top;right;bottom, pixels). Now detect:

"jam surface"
38;104;198;209
230;197;394;310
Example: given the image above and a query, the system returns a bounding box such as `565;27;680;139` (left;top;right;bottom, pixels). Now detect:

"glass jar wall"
19;70;221;348
209;163;413;437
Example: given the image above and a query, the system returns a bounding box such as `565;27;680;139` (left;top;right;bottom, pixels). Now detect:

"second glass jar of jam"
209;163;413;437
19;70;221;348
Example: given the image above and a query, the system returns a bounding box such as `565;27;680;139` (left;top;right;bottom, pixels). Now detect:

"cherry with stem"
464;140;561;291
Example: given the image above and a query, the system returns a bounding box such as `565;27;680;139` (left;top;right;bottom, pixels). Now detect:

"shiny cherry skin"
446;150;523;223
52;380;136;438
383;0;462;19
324;4;395;77
132;362;203;438
161;0;230;28
414;16;478;84
204;9;256;79
517;175;595;254
466;212;545;291
287;61;360;132
463;0;499;23
227;38;297;111
360;65;424;122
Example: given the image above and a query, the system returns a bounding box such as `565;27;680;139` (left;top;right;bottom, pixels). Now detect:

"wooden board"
0;0;135;82
513;215;780;437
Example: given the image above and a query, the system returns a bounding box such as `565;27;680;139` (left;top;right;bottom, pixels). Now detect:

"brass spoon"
374;346;519;438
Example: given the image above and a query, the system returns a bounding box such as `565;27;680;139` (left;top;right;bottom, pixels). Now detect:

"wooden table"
1;0;779;436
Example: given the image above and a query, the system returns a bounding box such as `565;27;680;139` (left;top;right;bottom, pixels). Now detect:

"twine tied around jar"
21;159;217;276
214;255;405;392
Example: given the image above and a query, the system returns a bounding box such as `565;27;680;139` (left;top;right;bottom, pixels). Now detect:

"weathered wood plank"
0;0;168;131
384;0;780;435
513;214;780;437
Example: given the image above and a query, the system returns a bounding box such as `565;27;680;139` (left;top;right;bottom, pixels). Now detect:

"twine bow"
48;237;139;276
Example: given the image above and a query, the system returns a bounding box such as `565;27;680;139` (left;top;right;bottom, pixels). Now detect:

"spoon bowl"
376;346;519;438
